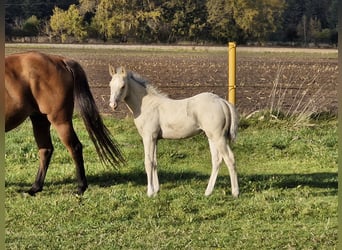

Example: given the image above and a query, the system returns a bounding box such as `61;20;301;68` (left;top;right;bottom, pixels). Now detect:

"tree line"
5;0;338;46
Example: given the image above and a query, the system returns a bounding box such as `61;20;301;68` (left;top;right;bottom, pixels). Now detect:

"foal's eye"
121;85;125;90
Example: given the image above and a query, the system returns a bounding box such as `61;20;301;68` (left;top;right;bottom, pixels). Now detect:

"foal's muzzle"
109;101;118;110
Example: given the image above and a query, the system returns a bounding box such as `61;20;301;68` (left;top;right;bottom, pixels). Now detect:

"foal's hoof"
204;188;213;196
147;190;158;197
232;191;239;198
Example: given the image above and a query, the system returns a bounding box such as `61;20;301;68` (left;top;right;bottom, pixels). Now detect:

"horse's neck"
124;79;149;116
125;79;167;117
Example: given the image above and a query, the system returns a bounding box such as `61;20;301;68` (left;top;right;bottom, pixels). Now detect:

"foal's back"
153;92;231;140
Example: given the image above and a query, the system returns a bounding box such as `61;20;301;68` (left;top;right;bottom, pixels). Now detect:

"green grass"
5;116;337;249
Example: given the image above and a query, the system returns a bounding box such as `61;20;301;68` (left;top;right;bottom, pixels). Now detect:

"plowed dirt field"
6;44;338;118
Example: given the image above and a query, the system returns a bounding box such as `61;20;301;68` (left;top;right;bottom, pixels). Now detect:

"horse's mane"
127;70;166;97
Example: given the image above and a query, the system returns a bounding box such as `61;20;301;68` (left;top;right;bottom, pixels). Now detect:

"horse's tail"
222;100;239;142
64;59;125;167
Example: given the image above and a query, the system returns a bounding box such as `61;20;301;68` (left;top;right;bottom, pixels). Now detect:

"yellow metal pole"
228;42;236;105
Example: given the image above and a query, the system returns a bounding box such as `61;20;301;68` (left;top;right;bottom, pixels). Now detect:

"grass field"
5;113;337;249
5;44;338;249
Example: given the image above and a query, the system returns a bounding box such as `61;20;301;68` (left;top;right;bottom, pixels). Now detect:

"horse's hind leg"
205;139;222;196
50;119;88;195
210;138;239;198
222;142;239;197
29;115;54;195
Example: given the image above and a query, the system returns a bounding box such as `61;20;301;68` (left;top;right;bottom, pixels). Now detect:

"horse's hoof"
27;190;36;196
28;186;42;196
77;185;88;195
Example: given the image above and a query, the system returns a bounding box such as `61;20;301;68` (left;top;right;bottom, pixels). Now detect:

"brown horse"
5;51;125;195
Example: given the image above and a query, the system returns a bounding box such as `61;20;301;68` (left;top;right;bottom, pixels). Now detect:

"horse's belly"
160;122;201;139
5;93;33;132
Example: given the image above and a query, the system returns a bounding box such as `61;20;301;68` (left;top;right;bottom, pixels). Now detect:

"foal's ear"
108;64;116;76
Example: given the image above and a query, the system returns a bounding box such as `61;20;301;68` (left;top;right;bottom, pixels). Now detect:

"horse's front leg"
142;136;158;197
29;115;54;195
152;142;159;193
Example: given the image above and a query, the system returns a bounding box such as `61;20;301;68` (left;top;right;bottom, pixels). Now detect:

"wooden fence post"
228;42;236;105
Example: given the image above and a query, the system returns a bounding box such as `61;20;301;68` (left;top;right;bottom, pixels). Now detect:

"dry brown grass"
267;63;333;125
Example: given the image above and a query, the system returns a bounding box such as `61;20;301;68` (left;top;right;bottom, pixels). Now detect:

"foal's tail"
64;59;125;167
223;100;239;142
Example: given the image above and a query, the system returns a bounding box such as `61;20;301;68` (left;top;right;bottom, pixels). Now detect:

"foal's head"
108;65;129;110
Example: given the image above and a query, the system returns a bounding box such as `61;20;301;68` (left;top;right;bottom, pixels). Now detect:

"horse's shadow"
7;168;337;196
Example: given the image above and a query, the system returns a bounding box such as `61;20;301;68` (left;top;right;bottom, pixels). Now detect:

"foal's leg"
212;138;239;198
205;139;222;196
225;144;239;197
152;144;160;193
28;115;54;195
50;118;88;195
142;136;158;197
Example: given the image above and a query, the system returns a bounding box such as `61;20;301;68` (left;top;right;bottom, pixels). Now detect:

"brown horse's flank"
5;51;125;195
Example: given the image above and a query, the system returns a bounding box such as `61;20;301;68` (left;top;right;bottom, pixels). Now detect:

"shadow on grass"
91;170;337;189
237;172;338;196
6;169;337;196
